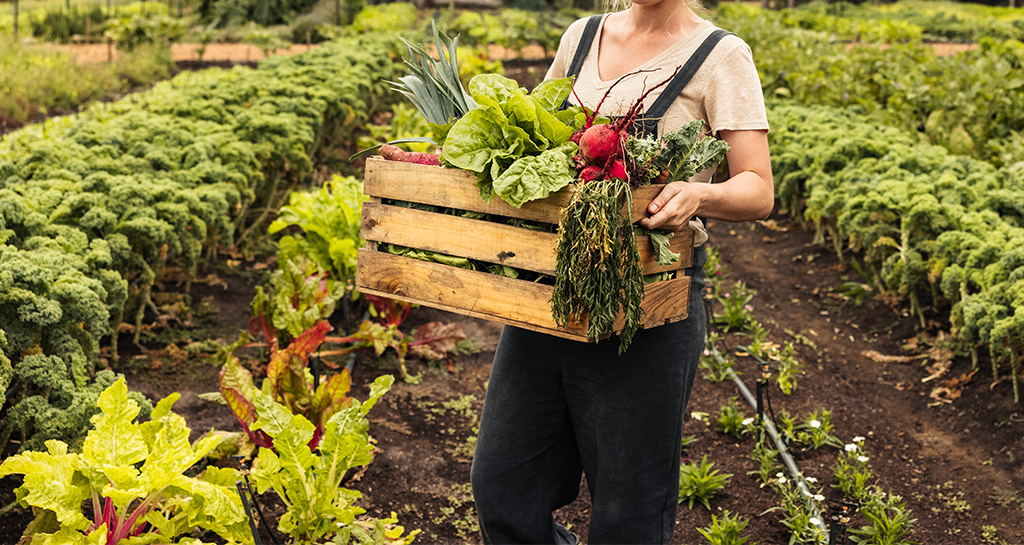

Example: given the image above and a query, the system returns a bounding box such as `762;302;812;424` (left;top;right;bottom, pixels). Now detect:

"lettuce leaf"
493;143;578;209
440;74;583;207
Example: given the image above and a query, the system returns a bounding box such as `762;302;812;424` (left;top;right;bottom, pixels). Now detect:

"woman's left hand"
638;129;775;231
637;181;707;232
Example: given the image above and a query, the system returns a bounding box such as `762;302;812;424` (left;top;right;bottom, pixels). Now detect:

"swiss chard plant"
248;374;419;545
211;309;466;453
0;378;249;545
212;320;356;453
320;295;468;382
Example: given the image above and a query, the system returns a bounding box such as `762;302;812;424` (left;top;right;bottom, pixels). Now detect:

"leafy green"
0;378;249;544
269;175;369;285
249;375;420;545
440;74;583;206
492;143;578;209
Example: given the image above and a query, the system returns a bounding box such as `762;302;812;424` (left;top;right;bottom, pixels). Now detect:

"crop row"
767;102;1024;402
0;33;403;452
717;4;1024;170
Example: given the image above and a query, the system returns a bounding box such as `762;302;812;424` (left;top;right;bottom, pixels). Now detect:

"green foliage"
28;5;106;43
552;178;643;352
200;0;320;28
0;39;171;126
0;330;11;408
262;254;346;339
850;492;919;545
1;33;405;455
103;13;187;50
715;397;749;438
215;320;355;452
764;102;1024;402
700;333;738;383
439;75;581;204
791;409;840;450
714;281;757;333
0;378;248;544
269;175;368;284
698;510;754;545
834;437;874;503
249;374;420;544
678;455;733;510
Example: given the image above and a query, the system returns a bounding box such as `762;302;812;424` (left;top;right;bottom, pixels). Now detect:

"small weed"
701;333;739;383
748;428;781;486
981;525;1008;545
991;487;1024;512
937;481;971;514
430;483;480;542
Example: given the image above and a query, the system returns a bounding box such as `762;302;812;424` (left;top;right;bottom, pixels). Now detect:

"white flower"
858;455;870;463
805;477;818;483
809;517;822;527
845;443;858;452
778;476;787;484
776;472;785;478
810;420;821;429
742;417;755;426
853;436;865;443
814;494;825;502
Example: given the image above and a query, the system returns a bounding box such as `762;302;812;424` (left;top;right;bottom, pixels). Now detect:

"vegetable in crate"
552;120;730;351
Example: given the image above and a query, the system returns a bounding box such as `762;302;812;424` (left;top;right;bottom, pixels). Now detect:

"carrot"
380;144;441;166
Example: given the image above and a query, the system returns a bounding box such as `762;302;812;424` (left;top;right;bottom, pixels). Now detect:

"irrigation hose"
702;292;828;533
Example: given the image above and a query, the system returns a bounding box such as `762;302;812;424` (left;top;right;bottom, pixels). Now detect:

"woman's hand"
637;181;708;232
638;129;774;231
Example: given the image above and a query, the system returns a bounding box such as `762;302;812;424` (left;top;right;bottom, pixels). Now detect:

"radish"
579;124;620;166
380;144;441;166
570;66;681;183
578;165;605;183
607;159;628;181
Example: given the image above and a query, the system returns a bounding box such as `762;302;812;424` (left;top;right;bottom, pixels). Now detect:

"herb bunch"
552;178;644;352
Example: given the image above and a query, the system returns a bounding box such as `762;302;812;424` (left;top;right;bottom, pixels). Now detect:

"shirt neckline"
592;15;714;88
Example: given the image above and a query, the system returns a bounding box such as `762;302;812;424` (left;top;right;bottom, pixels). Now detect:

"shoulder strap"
566;14;604;80
635;29;733;138
559;14;603;110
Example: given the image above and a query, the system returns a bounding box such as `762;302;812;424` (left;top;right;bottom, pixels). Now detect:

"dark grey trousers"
471;248;707;545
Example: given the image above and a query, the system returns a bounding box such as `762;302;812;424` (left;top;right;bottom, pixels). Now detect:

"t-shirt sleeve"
703;39;770;135
544;19;585;81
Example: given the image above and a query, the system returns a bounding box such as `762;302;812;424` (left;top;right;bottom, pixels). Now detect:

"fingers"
639;182;693;231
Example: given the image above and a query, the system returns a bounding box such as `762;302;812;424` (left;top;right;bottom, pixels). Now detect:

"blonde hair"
606;0;711;20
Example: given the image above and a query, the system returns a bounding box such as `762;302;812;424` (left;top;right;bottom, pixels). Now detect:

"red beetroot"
607;159;628;181
578;124;620;166
579;165;605;183
379;144;441;166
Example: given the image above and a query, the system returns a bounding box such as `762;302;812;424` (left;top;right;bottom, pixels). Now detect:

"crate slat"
360;202;695;276
356;249;691;342
364;156;666;223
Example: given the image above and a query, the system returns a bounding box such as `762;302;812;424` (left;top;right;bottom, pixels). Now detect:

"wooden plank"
355;248;589;340
362;202;693;275
355;249;691;340
364;156;675;226
364;156;571;224
361;202;559;275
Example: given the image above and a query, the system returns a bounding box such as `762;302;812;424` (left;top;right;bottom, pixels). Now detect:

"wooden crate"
355;156;695;342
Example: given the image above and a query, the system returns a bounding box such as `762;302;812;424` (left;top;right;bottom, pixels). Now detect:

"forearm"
693;168;774;222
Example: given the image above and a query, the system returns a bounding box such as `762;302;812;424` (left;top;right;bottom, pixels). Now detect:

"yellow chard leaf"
82;378;148;469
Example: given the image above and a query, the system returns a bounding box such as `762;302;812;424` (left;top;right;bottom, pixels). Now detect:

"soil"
1;52;1021;545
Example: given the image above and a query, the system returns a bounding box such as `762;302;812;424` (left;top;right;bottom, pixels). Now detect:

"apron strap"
634;29;733;138
560;14;604;110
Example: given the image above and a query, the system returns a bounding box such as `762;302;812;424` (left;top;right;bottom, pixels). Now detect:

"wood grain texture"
355;249;690;341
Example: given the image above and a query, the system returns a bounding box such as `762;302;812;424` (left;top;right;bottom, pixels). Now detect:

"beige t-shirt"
545;14;769;245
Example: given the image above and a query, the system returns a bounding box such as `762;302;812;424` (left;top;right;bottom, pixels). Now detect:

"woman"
470;0;774;542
